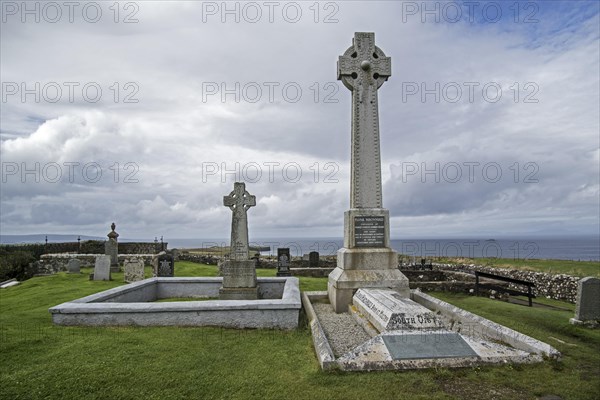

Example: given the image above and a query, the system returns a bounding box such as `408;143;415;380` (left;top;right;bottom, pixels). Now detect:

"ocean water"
3;235;597;261
166;236;600;261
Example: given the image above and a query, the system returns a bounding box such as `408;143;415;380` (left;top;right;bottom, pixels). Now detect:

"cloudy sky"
1;0;598;241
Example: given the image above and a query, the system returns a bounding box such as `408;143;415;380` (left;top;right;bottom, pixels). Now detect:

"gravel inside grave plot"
312;303;371;357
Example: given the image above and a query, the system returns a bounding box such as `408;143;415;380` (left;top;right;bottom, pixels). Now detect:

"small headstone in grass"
277;248;291;277
93;255;111;281
157;254;175;277
309;251;320;268
105;222;120;272
67;259;81;274
124;258;145;283
151;251;164;276
570;277;600;327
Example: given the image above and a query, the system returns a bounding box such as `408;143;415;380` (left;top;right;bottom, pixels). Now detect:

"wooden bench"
475;271;536;307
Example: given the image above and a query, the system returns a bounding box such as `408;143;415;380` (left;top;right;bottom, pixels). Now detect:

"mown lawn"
0;261;598;400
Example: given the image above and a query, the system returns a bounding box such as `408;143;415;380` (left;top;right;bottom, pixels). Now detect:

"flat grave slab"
382;331;478;360
353;288;443;332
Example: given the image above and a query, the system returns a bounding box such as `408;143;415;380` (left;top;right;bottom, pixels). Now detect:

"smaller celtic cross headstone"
223;182;256;261
219;182;259;300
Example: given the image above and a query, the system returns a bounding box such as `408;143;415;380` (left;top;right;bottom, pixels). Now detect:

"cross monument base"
219;287;259;300
328;249;410;313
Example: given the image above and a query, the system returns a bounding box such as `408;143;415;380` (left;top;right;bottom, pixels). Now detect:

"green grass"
434;256;600;277
1;262;599;399
174;261;328;292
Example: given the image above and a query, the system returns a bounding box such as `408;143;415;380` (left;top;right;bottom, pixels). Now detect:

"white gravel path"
312;303;371;357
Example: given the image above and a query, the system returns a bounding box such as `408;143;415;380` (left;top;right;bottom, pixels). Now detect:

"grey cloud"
1;2;598;238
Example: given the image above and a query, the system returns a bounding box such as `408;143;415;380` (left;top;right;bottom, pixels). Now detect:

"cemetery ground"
1;262;599;400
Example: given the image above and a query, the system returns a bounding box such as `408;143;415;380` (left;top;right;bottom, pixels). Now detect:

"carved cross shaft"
223;182;256;260
338;32;391;209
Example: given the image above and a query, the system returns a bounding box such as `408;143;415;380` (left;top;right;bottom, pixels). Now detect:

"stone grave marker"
218;182;258;300
94;255;111;281
67;259;81;274
309;251;320;268
124;258;145;283
277;248;291;277
151;251;164;276
570;277;600;327
105;222;120;272
328;32;409;312
157;254;175;277
353;288;443;332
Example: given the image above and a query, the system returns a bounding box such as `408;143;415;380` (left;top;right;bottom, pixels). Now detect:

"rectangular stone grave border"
49;277;301;330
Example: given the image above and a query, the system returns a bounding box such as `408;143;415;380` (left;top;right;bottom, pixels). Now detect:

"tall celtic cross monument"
224;182;256;261
219;182;259;300
328;32;409;313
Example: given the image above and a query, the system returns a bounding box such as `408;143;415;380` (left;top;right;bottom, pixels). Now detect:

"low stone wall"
177;254;337;270
178;253;220;265
431;263;580;303
35;254;156;275
121;242;168;254
32;251;581;303
1;241;165;257
402;270;478;295
400;268;475;283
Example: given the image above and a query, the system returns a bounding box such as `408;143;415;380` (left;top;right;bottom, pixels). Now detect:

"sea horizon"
3;234;598;262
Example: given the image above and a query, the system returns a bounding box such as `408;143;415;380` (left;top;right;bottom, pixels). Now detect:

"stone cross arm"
223;182;256;212
338;32;391;90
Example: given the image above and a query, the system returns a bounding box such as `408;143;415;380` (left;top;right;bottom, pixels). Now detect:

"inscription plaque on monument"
353;289;443;332
354;216;385;247
382;333;478;360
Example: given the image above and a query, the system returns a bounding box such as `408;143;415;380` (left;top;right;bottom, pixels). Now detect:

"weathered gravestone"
105;222;120;272
570;277;600;327
218;182;258;300
157;254;175;277
124;258;145;283
67;259;81;274
309;251;320;268
277;248;291;277
93;255;111;281
328;32;409;312
151;251;163;276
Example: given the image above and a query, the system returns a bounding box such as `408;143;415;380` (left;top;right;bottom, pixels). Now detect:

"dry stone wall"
34;254;156;275
432;263;580;303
